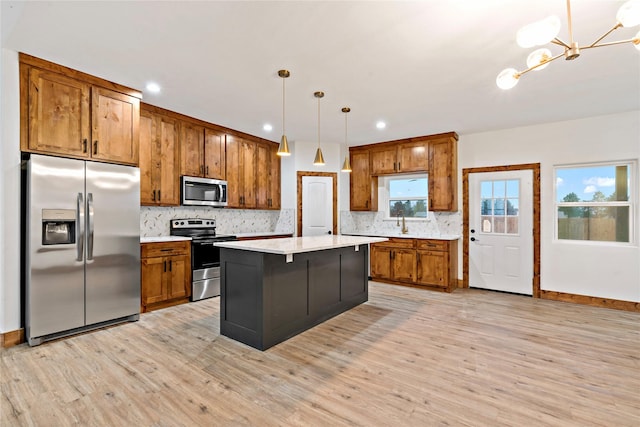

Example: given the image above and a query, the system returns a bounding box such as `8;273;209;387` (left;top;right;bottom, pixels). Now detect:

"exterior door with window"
469;170;533;295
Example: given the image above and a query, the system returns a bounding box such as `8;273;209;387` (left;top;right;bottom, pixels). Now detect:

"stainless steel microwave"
181;176;228;207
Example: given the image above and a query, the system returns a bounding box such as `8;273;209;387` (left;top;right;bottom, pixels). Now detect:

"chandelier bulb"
496;68;520;90
527;48;553;70
516;15;561;48
617;0;640;28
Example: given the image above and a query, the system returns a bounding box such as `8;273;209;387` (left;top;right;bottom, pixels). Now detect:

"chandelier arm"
587;23;623;48
552;38;571;49
581;38;638;50
518;52;565;77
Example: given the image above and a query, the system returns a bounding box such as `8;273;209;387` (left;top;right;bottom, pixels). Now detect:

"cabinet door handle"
206;166;209;176
163;260;167;272
152;190;156;201
365;200;369;209
82;139;87;153
93;141;98;155
393;162;396;171
169;260;172;272
160;248;174;252
398;162;401;171
158;190;161;201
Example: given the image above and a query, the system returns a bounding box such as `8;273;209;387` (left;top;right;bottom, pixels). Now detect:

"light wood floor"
2;282;639;426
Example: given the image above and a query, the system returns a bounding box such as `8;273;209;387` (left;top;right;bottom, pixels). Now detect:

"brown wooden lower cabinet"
141;241;192;312
371;237;458;292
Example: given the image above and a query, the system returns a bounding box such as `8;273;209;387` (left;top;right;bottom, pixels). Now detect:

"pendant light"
276;69;291;156
341;107;352;173
313;91;325;166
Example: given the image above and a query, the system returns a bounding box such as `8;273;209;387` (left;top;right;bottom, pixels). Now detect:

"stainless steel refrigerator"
23;154;141;346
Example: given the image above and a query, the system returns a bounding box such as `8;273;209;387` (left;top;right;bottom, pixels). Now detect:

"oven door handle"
194;240;218;245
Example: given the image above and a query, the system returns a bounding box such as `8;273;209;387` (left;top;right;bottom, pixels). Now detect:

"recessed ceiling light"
376;121;386;129
263;123;273;132
145;82;161;93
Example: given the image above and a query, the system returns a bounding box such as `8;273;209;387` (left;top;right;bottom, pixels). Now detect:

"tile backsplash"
141;207;295;237
340;210;461;237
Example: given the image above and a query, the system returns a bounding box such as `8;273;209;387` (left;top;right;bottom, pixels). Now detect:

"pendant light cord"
282;77;286;135
317;96;321;149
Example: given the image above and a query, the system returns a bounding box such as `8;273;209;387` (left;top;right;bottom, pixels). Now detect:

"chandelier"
496;0;640;89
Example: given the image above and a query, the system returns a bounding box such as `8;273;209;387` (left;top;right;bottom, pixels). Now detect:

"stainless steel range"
169;219;237;301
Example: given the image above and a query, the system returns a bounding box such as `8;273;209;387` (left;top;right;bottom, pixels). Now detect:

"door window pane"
479;179;520;235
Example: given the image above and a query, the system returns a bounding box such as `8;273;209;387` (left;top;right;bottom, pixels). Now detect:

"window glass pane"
506;199;519;216
481;216;493;233
494;199;505;216
556;164;629;203
506;180;519;198
481;199;492;215
389;200;428;218
557;206;630;242
507;217;519;234
494;217;505;233
493;181;506;198
481;181;493;198
389;178;427;198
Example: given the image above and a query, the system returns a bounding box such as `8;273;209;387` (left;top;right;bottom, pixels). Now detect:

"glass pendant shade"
617;0;640;27
527;48;553;70
516;15;561;48
496;68;520;90
313;148;325;166
341;155;352;172
277;135;290;156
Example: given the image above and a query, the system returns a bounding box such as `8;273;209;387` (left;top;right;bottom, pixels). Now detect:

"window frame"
381;173;429;220
553;160;636;245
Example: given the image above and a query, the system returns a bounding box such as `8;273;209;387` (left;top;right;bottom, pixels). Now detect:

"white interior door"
302;176;333;236
469;170;533;295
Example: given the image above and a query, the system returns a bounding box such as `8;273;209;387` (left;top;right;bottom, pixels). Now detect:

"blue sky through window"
389;178;427;198
556;165;628;202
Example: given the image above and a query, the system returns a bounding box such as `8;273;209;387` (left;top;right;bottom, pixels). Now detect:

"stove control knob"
174;221;179;226
180;221;185;225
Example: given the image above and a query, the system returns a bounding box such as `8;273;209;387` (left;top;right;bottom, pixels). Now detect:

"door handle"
87;193;94;260
327;230;332;235
470;237;479;242
470;229;476;233
76;193;84;261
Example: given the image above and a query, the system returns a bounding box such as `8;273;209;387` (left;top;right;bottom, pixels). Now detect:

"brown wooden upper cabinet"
20;54;140;166
179;122;226;180
349;147;378;211
139;107;180;206
256;141;281;210
428;136;458;212
349;132;458;212
226;135;257;209
370;140;429;175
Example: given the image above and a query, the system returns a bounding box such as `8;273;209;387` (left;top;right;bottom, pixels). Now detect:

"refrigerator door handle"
87;192;94;260
76;192;84;261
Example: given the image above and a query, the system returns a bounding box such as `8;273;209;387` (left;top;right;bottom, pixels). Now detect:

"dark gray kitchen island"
215;235;387;350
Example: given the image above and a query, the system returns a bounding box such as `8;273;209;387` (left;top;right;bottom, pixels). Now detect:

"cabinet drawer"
141;241;190;258
373;237;415;249
416;239;447;251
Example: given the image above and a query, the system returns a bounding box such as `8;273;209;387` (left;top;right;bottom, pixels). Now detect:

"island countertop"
214;235;387;255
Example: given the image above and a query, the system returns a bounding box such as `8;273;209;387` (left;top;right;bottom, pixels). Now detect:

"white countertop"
140;236;192;243
343;232;460;241
235;231;294;238
215;235;388;255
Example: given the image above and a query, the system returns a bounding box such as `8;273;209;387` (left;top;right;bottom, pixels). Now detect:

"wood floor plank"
1;282;638;426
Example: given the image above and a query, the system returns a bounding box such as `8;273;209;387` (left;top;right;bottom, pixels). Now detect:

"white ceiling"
2;0;639;146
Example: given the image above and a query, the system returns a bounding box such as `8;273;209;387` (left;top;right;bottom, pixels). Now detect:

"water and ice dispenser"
41;209;76;245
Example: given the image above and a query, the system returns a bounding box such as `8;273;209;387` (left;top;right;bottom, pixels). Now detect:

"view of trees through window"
387;176;428;218
556;163;632;243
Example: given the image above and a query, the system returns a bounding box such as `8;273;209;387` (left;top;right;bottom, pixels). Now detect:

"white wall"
1;49;22;333
459;111;640;302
